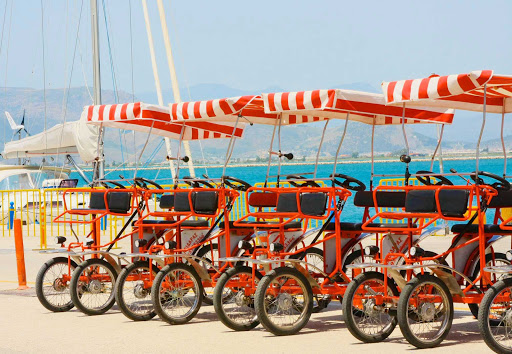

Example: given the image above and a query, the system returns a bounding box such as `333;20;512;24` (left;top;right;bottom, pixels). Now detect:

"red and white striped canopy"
170;90;454;126
170;95;289;125
382;70;512;113
262;89;454;125
82;102;245;140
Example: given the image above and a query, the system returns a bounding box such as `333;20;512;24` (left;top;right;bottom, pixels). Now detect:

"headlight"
364;245;379;256
238;240;252;250
134;239;148;248
410;246;425;257
54;236;66;244
164;240;177;250
506;250;512;262
269;242;284;253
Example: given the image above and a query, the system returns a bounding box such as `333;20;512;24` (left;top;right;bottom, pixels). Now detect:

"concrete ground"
0;229;499;353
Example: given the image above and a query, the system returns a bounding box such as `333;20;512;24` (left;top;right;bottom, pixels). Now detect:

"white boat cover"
1;119;99;163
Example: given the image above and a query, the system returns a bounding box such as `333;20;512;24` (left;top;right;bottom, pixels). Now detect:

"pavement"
0;229;498;353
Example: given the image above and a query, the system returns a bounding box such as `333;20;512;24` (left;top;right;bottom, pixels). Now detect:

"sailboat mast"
90;0;104;180
156;0;195;177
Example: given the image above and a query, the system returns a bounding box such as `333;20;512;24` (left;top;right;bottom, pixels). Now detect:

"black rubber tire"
151;263;204;325
196;243;218;305
115;260;159;321
254;267;313;336
342;271;399;343
478;277;512;354
213;265;263;331
36;257;78;312
290;247;326;313
70;258;118;316
469;253;509;322
397;274;453;349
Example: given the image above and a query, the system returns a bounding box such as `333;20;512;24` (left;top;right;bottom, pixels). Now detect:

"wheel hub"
88;280;103;294
364;298;378;316
419;302;436;321
235;291;250;306
52;278;66;292
504;309;512;325
133;284;148;299
277;293;293;311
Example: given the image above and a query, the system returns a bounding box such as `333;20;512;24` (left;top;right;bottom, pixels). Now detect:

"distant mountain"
0;83;490;165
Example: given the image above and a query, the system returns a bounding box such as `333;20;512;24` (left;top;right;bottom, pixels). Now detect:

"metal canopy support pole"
142;0;176;179
265;117;279;187
370;120;375;189
476;84;487;174
401;103;410;155
332;113;349;178
501;102;507;177
156;0;195;177
222;116;240;177
436;124;445;173
174;123;186;185
313;120;329;179
276;116;283;187
430;124;445;172
90;0;104;181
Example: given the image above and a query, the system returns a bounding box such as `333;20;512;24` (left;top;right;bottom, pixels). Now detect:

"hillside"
0;84;490;165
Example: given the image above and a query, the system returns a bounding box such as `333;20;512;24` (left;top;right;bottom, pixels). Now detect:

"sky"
0;0;511;141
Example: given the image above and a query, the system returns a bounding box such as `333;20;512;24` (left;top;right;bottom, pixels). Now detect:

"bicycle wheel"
36;257;77;312
213;265;263;331
151;263;204;325
70;258;118;316
397;274;453;349
115;260;158;321
478;277;512;354
342;271;398;343
254;267;313;336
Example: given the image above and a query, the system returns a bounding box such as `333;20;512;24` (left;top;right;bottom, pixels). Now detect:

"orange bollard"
13;219;28;290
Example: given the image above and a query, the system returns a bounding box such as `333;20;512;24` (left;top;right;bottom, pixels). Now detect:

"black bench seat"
132;219;209;227
325;222;418;232
219;220;302;230
451;223;511;234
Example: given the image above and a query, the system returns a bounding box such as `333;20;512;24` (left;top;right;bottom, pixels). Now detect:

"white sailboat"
0;114;99;223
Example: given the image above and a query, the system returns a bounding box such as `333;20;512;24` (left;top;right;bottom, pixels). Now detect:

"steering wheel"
286;175;320;187
100;180;126;189
470;171;511;191
416;170;453;186
330;173;366;191
134;177;163;190
183;176;215;189
222;176;252;191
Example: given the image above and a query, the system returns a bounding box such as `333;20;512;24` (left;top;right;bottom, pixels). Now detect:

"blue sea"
70;157;509;224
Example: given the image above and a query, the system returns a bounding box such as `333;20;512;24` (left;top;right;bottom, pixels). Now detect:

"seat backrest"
300;192;328;216
438;190;469;217
488;190;512;208
174;192;194;212
193;191;219;214
107;192;132;214
354;191;406;208
405;190;436;213
276;193;299;213
89;192;107;210
248;192;278;208
405;189;469;217
159;195;174;209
